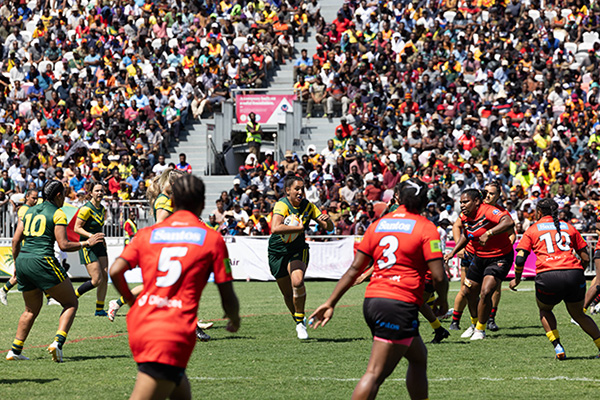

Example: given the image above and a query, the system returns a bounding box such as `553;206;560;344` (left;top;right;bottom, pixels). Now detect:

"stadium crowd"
214;0;600;238
0;0;311;224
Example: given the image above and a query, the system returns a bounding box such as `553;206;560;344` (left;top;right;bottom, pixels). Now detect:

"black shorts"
461;251;474;269
363;297;419;342
467;252;514;284
535;269;586;306
138;362;186;386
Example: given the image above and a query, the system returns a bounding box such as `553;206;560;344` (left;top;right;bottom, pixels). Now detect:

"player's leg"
584;276;599;312
566;300;600;350
420;291;449;343
289;257;309;339
45;279;79;362
472;275;500;340
76;259;105;309
275;276;295;315
537;299;564;359
404;335;429;400
169;374;192;400
563;269;600;355
461;278;481;338
109;285;144;321
0;274;18;305
130;371;176;400
352;339;410;400
487;283;501;331
95;256;109;315
450;266;469;330
7;288;43;360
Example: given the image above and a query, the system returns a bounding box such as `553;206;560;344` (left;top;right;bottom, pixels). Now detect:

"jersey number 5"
377;236;399;269
539;231;571;254
156;247;188;287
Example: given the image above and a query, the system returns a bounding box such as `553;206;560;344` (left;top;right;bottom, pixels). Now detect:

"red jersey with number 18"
119;210;233;368
516;216;587;274
357;205;443;306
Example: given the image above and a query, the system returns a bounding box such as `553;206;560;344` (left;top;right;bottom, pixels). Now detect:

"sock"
595;293;600;304
594;337;600;350
11;339;24;355
470;317;478;326
96;301;105;312
584;308;588;314
489;307;497;320
45;293;51;299
475;321;486;331
429;319;441;330
116;296;125;307
452;310;463;323
75;280;95;298
54;330;67;349
293;312;305;325
426;296;435;305
546;329;560;347
3;281;15;292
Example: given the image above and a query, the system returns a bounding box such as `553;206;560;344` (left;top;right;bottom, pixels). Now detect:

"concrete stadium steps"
165;120;211;176
319;1;339;22
300;116;340;155
202;175;237;217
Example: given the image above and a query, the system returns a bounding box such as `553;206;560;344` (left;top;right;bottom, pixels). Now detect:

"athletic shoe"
594;304;600;315
554;344;566;360
470;329;486;341
449;321;460;331
47;341;63;363
487;318;499;331
107;300;120;322
47;297;61;306
0;288;7;306
95;310;108;317
197;321;214;330
6;350;29;361
296;322;309;340
570;318;580;326
196;327;211;342
439;308;454;320
461;324;475;338
431;328;450;344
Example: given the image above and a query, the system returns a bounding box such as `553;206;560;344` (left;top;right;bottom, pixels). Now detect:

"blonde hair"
146;168;185;206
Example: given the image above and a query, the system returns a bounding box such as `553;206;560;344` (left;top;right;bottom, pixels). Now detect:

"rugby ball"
281;215;302;243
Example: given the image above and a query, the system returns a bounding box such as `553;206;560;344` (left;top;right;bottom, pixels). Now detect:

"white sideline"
189;376;600;382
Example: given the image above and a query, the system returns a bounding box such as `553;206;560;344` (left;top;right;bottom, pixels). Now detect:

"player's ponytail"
42;180;64;203
172;174;205;213
395;178;428;213
147;168;185;206
537;198;561;234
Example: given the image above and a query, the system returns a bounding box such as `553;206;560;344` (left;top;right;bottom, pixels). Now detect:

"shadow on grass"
67;354;130;362
309;337;369;343
0;378;58;384
205;335;255;341
494;333;536;339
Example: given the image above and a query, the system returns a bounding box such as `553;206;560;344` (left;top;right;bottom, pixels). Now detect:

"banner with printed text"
236;95;296;125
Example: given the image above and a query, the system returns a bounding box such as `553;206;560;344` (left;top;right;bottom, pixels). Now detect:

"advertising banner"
236;95;296;125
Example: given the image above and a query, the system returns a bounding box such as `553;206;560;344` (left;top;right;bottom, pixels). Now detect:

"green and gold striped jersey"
153;193;173;221
268;197;321;256
20;202;67;257
78;201;106;240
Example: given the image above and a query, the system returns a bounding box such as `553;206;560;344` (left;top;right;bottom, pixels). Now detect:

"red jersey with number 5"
517;216;587;274
119;210;233;368
357;205;443;306
460;203;513;258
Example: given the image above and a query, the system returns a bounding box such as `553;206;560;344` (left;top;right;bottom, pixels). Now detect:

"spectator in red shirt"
398;93;420;116
506;104;524;128
336;210;355;235
335;116;353;138
107;168;121;195
383;161;402;190
458;125;477;151
364;176;383;201
331;11;351;33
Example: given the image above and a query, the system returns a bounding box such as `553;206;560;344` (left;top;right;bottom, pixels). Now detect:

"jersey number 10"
539;231;571;254
23;214;46;237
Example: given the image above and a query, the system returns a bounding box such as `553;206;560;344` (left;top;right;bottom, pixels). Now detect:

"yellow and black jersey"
78;201;106;240
20;202;67;258
267;197;321;256
153;193;173;221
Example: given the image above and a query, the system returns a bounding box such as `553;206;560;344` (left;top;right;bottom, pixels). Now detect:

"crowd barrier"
0;234;597;283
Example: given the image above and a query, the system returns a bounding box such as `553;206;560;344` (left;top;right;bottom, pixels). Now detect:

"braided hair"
461;188;483;202
42;180;64;203
394;178;428;214
537;198;561;233
172;174;206;213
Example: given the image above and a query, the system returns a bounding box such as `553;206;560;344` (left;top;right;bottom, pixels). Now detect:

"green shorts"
268;247;310;279
16;256;67;292
79;243;108;265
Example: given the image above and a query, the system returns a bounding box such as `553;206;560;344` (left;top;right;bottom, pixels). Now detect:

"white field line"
189;376;600;383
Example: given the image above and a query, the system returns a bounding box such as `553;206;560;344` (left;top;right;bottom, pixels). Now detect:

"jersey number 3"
539;231;571;254
377;236;399;269
157;247;188;287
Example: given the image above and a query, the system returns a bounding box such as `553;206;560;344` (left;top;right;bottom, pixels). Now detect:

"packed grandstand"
0;0;599;241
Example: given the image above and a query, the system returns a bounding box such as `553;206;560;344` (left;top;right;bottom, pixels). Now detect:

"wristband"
487;229;494;237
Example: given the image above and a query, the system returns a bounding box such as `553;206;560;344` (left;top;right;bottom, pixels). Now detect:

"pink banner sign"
236;95;296;125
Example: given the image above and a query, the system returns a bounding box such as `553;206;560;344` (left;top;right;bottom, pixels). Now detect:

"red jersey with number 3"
357;205;443;306
517;216;587;274
119;210;233;368
460;203;513;258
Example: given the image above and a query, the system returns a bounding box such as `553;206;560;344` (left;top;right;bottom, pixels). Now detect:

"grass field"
1;280;600;399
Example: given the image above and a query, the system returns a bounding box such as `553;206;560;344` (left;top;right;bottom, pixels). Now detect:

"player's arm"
479;214;514;246
353;265;374;286
109;257;135;306
54;210;104;252
155;208;172;223
314;204;333;232
584;248;600;308
309;250;372;329
430;258;449;315
11;218;24;259
217;281;240;333
270;212;304;234
444;231;469;262
509;249;529;290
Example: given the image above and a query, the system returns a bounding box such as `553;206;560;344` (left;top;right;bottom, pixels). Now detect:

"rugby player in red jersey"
310;179;449;400
510;198;600;359
110;174;240;400
445;189;514;340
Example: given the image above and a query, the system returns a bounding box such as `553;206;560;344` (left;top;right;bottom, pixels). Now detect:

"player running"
0;189;38;305
510;198;600;359
269;175;333;340
110;174;240;400
445;189;515;340
310;179;449;400
73;183;109;316
448;215;476;332
6;181;104;362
